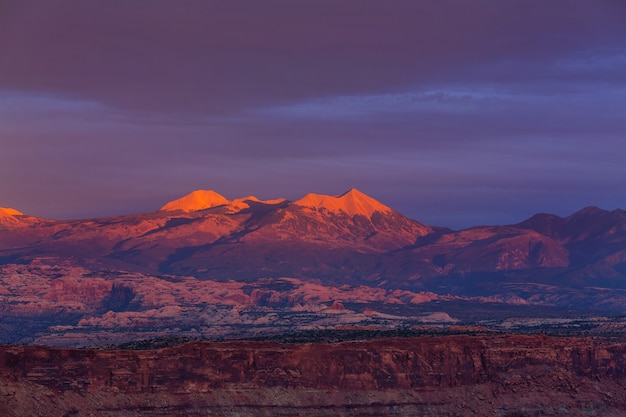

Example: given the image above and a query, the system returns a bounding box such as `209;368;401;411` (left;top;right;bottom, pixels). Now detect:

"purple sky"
1;1;625;229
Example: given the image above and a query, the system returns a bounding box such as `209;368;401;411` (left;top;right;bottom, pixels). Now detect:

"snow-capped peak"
159;190;230;212
0;207;23;217
292;188;393;217
160;191;287;213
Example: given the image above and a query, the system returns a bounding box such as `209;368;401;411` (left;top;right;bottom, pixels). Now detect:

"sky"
1;0;625;229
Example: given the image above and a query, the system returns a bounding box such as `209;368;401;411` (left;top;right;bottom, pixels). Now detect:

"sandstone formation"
2;335;626;416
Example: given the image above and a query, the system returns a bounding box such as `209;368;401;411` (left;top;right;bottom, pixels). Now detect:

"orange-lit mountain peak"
159;190;290;214
237;195;261;202
0;208;26;226
293;188;393;217
0;207;23;217
159;190;230;212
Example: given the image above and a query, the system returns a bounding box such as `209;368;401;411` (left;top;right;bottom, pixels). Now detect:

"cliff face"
2;335;626;416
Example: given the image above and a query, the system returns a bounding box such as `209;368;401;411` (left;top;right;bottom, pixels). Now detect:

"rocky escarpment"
2;335;626;416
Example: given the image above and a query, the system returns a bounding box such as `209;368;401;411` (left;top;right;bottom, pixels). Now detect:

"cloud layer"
1;1;625;228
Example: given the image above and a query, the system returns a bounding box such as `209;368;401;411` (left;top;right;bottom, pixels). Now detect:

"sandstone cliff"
2;335;626;416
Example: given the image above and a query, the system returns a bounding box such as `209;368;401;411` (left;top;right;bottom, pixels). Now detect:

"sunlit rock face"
2;335;626;417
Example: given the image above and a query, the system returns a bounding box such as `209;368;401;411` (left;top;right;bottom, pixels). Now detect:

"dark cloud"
0;1;625;228
2;0;624;112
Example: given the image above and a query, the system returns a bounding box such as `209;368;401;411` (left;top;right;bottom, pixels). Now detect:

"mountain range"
2;188;626;345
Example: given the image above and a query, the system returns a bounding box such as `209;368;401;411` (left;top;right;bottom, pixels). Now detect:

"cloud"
1;1;624;113
0;1;625;227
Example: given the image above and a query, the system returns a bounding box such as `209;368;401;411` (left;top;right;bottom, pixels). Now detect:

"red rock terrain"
0;262;469;345
3;191;626;415
2;335;626;416
7;261;626;346
2;189;626;344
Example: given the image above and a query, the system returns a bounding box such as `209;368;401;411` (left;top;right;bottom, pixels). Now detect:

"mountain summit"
293;188;393;217
159;190;230;212
1;191;625;293
160;190;287;213
160;188;393;217
0;208;23;217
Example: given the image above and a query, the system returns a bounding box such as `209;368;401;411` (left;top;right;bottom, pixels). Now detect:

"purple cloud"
0;1;625;228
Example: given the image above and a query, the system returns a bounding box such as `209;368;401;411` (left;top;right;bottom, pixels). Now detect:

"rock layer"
2;335;626;416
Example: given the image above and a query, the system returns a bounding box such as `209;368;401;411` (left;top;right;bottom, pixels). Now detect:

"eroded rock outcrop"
2;335;626;416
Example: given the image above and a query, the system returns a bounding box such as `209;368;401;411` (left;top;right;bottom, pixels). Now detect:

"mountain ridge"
4;190;619;228
1;190;624;283
160;189;290;214
2;190;626;345
293;188;394;217
1;189;625;289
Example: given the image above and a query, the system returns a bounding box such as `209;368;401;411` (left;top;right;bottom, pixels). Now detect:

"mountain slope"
0;189;430;282
4;192;626;344
517;207;626;271
159;189;432;282
1;190;626;292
